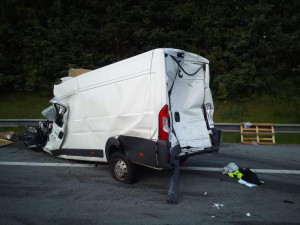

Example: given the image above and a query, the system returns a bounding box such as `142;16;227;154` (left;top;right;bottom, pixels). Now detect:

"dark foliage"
0;0;299;99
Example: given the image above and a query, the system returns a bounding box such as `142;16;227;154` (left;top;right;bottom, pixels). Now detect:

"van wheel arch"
105;137;124;161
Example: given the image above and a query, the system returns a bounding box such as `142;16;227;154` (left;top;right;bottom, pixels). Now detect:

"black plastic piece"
51;149;104;158
157;140;171;169
177;52;184;58
174;112;180;122
23;125;48;149
105;137;121;161
56;114;64;127
176;146;219;160
210;128;222;152
118;135;157;167
178;70;183;78
170;144;181;165
58;131;64;139
167;159;180;204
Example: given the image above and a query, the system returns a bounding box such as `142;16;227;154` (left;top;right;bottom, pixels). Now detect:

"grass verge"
0;92;299;144
214;96;300;123
0;92;51;119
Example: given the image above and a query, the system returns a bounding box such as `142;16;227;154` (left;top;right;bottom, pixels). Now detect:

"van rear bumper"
177;146;219;160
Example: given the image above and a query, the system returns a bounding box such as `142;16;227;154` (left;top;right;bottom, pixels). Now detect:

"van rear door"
170;75;211;150
166;53;212;151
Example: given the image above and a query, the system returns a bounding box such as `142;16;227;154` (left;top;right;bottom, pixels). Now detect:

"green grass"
0;92;51;119
0;92;299;143
214;96;300;123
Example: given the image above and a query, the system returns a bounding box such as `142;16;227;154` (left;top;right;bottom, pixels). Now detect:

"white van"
37;48;221;184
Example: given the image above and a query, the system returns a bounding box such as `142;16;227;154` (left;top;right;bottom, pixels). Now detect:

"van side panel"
150;49;168;141
60;52;155;161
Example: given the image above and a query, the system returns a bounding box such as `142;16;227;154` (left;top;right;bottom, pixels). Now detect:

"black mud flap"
167;159;180;204
211;128;222;152
167;144;181;204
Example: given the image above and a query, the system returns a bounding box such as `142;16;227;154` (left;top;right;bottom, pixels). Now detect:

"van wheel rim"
114;159;128;180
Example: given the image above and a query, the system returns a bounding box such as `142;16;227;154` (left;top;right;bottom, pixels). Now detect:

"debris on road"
213;203;224;209
0;131;19;147
283;200;295;204
0;131;18;140
204;192;207;195
221;163;265;187
238;179;257;187
220;162;238;174
246;212;251;217
239;168;264;186
0;138;13;147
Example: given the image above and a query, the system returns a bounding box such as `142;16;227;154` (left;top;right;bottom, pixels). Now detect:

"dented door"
44;102;69;152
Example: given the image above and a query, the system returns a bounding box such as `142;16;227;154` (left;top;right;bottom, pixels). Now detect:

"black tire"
109;151;137;184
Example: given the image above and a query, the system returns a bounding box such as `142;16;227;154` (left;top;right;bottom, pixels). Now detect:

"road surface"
0;142;299;225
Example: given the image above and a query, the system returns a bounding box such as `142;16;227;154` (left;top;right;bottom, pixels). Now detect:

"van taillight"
159;105;169;140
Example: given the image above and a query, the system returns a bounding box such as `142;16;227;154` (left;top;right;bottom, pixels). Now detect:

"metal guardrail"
0;119;47;128
0;119;299;134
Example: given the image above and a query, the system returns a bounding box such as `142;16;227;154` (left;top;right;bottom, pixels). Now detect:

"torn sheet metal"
167;54;212;149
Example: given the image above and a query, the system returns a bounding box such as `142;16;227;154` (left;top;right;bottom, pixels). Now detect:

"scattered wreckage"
24;48;221;203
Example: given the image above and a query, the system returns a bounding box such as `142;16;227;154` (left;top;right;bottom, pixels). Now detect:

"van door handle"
175;112;180;122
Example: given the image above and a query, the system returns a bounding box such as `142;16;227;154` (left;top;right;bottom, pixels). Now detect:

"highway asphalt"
0;142;299;225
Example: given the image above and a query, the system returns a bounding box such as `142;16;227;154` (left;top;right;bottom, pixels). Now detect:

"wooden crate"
240;123;276;145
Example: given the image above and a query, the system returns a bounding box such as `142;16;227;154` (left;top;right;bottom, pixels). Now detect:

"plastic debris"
204;192;207;195
246;213;251;217
0;138;13;147
244;122;252;128
212;216;215;218
238;179;257;187
213;203;224;209
220;162;238;174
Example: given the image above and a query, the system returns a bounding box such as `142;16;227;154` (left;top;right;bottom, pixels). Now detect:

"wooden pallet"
240;123;276;145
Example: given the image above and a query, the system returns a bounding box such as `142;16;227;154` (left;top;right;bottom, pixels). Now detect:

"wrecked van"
28;48;221;186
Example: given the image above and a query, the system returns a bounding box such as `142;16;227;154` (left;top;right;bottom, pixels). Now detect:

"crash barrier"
240;123;276;145
0;120;299;133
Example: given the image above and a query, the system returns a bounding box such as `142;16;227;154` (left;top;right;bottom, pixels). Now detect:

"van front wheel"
109;152;137;184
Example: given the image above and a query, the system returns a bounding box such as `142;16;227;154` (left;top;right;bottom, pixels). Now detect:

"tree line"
0;0;299;100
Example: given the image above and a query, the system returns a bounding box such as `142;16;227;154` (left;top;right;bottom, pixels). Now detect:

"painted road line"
252;169;300;174
180;166;300;175
1;162;300;175
0;162;104;168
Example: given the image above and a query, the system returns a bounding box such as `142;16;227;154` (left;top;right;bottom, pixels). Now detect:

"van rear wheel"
109;151;137;184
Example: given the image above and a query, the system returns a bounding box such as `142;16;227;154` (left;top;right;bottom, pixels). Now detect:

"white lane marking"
180;167;300;175
252;169;300;174
0;162;300;175
0;162;104;168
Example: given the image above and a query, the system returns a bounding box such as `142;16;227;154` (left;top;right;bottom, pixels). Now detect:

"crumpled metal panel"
166;53;212;149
